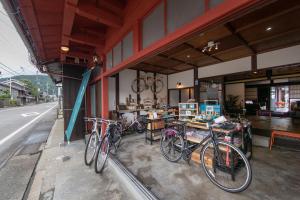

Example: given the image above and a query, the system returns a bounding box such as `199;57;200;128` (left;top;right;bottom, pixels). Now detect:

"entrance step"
109;155;159;200
253;135;269;148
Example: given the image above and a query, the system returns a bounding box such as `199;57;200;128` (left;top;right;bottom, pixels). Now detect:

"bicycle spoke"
202;140;251;193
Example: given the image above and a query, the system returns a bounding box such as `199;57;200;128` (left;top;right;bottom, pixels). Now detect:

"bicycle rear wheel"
160;129;184;162
95;135;110;173
131;78;146;93
201;140;252;193
84;131;99;166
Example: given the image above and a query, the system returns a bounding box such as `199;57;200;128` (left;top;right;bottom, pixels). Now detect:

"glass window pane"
142;2;165;49
106;51;113;69
113;42;122;66
122;31;133;60
169;90;179;106
209;0;224;8
167;0;204;33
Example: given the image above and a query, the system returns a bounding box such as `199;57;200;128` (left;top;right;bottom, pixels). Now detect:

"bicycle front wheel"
201;140;252;193
95;135;110;173
84;131;98;166
160;129;184;162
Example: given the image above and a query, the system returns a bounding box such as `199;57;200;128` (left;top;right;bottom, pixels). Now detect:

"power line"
0;62;20;75
0;65;16;76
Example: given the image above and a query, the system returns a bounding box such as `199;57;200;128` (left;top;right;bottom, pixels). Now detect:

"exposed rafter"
225;23;256;54
141;62;181;72
158;54;199;68
64;33;104;48
61;0;79;61
75;2;122;28
183;43;223;62
97;0;124;14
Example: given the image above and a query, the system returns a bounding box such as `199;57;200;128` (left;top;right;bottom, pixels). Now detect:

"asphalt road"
0;102;58;200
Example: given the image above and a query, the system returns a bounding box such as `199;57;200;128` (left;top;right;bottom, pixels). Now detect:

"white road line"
0;104;57;146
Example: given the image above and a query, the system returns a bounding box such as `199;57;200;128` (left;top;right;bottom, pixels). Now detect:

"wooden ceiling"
131;0;300;74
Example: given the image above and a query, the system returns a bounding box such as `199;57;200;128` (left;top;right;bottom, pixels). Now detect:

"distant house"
0;79;35;105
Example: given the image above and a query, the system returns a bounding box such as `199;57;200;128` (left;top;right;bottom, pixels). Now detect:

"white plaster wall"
257;45;300;69
140;71;154;104
156;74;168;106
119;69;137;104
198;57;251;78
168;69;194;89
108;77;116;111
225;83;245;107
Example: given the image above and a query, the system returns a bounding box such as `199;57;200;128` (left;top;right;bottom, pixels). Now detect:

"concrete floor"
116;134;300;200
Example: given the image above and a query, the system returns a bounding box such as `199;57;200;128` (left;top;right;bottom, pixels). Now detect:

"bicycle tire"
151;79;164;93
131;78;146;93
244;127;253;160
84;131;98;166
160;129;184;162
95;135;110;173
135;122;146;133
201;140;252;193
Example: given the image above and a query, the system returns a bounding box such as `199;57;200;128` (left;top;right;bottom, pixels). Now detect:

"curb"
109;155;159;200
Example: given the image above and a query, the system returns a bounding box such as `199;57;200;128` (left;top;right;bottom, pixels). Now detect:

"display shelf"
179;103;199;121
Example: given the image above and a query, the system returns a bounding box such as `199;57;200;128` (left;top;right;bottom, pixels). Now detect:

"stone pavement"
26;118;133;200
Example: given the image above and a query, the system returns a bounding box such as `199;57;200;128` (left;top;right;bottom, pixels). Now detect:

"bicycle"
84;117;103;166
118;114;147;134
95;119;122;173
131;73;164;94
160;119;252;193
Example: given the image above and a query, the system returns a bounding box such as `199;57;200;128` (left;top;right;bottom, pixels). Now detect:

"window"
167;0;204;33
142;2;165;49
122;31;133;60
106;51;113;69
113;41;122;66
209;0;224;8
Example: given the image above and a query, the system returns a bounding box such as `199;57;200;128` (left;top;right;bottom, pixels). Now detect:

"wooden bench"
269;130;300;150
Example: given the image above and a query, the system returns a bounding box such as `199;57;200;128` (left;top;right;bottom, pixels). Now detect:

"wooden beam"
61;0;79;61
141;62;181;72
251;54;257;72
78;27;106;39
183;43;223;62
225;23;256;54
97;0;124;14
75;2;122;28
19;0;46;59
236;5;300;32
64;33;104;48
158;54;199;68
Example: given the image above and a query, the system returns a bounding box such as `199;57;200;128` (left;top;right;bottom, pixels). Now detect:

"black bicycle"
94;119;122;173
160;120;252;193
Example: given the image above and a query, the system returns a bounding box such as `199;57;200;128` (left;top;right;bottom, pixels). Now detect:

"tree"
0;89;11;100
21;79;39;98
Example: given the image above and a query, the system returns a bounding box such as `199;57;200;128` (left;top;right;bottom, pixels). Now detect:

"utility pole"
10;77;13;100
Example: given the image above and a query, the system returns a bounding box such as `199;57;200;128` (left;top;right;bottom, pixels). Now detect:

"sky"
0;2;39;78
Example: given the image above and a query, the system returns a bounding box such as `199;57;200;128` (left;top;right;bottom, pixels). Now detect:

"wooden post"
194;67;200;102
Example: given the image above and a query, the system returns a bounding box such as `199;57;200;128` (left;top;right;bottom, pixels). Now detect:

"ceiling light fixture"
186;55;191;58
253;71;258;74
202;41;220;53
266;26;272;31
60;46;69;52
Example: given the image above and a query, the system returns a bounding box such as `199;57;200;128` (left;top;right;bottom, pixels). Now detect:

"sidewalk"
26;118;133;200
